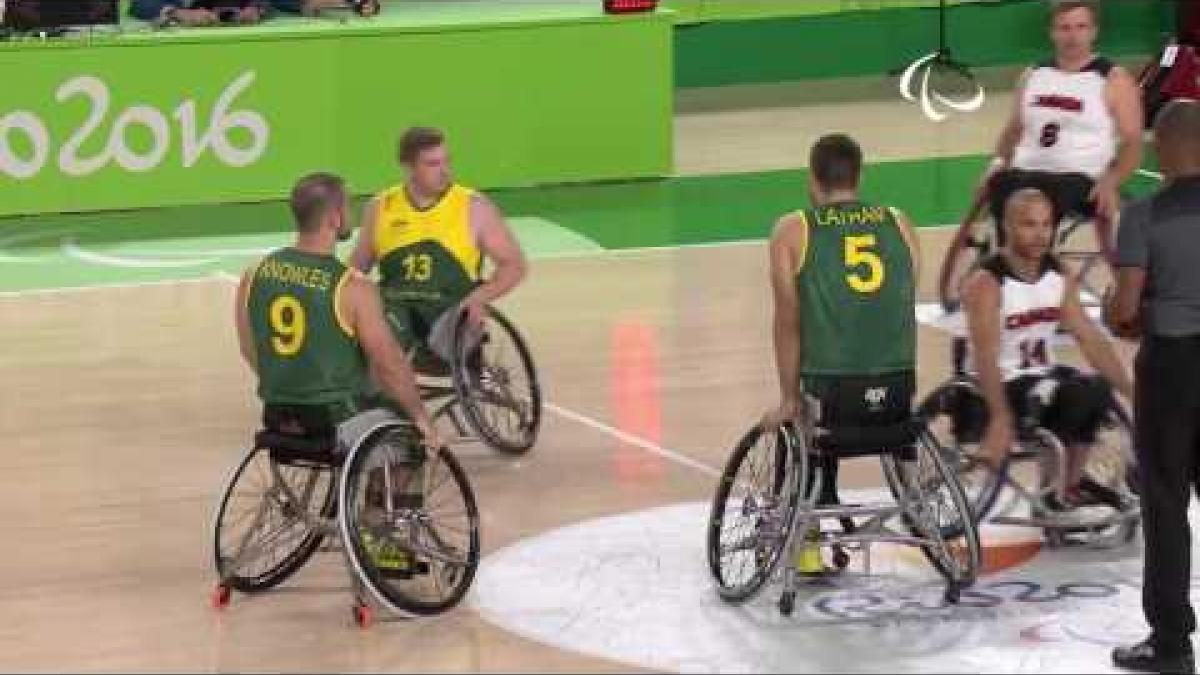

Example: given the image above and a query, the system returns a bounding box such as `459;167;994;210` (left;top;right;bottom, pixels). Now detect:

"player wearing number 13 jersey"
351;127;527;367
962;188;1132;514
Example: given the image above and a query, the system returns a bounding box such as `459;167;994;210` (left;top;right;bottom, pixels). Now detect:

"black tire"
339;425;480;617
212;446;336;593
707;424;804;603
452;307;542;454
882;428;981;587
916;379;1006;523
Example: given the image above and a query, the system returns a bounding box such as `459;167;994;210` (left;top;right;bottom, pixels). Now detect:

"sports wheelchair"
209;405;480;627
706;374;981;617
917;343;1139;548
942;184;1119;314
412;306;542;455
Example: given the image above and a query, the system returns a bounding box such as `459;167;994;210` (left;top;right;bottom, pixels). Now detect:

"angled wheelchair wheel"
338;424;480;617
211;446;336;593
882;427;981;588
916;379;1005;523
707;423;807;603
452;307;542;454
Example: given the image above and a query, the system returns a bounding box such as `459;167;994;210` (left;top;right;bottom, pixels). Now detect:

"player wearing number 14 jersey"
962;188;1132;519
351;127;527;368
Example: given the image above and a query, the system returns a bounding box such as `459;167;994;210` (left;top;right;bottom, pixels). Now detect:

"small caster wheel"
353;603;373;629
211;584;232;609
832;545;850;571
943;583;961;605
778;591;796;617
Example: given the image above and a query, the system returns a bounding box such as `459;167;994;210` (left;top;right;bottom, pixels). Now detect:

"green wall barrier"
0;6;673;217
675;0;1171;87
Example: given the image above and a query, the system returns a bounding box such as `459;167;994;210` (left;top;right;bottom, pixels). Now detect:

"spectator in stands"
130;0;271;26
272;0;380;17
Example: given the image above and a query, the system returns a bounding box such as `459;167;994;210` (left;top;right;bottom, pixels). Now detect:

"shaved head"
1154;99;1200;178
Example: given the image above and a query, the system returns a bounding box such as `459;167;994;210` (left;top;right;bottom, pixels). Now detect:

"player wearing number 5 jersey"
962;188;1132;517
764;133;922;435
937;1;1143;307
235;173;438;445
351;127;527;368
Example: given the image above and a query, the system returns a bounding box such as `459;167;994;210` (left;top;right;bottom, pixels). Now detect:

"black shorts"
988;169;1096;246
1005;366;1113;445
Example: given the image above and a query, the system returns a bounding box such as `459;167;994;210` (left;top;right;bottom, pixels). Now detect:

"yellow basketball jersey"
372;183;481;303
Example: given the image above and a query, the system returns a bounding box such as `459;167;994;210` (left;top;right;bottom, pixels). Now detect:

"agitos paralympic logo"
899;52;986;122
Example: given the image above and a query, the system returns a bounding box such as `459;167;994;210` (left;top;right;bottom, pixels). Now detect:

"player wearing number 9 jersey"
962;188;1132;516
351;127;527;367
235;172;438;446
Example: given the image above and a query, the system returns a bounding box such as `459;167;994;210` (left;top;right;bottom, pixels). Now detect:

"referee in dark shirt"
1111;99;1200;675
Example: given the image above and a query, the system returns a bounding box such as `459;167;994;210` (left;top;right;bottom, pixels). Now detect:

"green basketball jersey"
246;248;367;416
795;201;916;376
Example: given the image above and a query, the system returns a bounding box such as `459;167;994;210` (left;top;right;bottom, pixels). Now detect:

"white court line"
1137;168;1164;181
544;401;721;478
214;270;240;283
0;274;232;299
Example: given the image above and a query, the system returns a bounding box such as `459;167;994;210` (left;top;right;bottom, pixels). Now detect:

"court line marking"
544;401;721;478
1137;168;1164;181
0;274;232;299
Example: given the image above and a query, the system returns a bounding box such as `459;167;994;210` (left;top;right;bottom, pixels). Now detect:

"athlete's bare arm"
462;193;527;324
350;196;381;274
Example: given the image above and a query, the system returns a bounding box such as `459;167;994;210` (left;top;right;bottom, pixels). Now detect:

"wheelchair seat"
259;404;342;467
805;370;917;459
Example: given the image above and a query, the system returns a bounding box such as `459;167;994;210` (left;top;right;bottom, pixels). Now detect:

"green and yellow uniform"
793;201;917;383
372;183;481;352
246;247;366;421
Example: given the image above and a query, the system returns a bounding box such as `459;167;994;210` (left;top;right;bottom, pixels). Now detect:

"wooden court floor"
0;223;1138;672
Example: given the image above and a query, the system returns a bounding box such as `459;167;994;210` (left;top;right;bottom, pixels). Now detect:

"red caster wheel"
211;584;232;609
352;603;373;629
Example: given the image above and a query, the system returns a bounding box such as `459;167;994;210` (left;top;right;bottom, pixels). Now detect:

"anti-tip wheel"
211;584;232;609
353;603;373;629
778;591;796;617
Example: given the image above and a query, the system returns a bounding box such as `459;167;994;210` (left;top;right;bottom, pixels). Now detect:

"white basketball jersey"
967;256;1067;381
1011;57;1117;179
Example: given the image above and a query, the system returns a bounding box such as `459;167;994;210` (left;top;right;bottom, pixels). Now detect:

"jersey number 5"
270;295;307;357
844;234;885;294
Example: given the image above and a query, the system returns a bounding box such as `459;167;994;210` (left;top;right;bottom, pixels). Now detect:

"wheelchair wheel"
338;424;480;617
916;379;1006;522
707;423;808;602
882;427;981;587
211;446;336;593
452;307;542;454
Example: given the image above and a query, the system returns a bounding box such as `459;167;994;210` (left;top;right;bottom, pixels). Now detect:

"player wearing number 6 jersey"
350;127;526;368
937;0;1143;308
235;172;438;445
962;188;1132;518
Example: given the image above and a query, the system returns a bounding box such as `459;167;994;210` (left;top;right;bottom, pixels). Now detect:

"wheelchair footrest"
808;502;898;520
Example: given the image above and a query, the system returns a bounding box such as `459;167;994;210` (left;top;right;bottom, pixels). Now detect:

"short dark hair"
1154;99;1200;148
1049;0;1099;25
809;134;863;191
397;126;445;164
290;172;345;233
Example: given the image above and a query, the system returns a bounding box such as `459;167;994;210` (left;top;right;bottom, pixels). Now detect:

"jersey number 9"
269;295;307;356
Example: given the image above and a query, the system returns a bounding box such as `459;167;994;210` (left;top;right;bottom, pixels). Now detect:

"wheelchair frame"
918;367;1140;548
708;398;982;617
210;415;481;628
